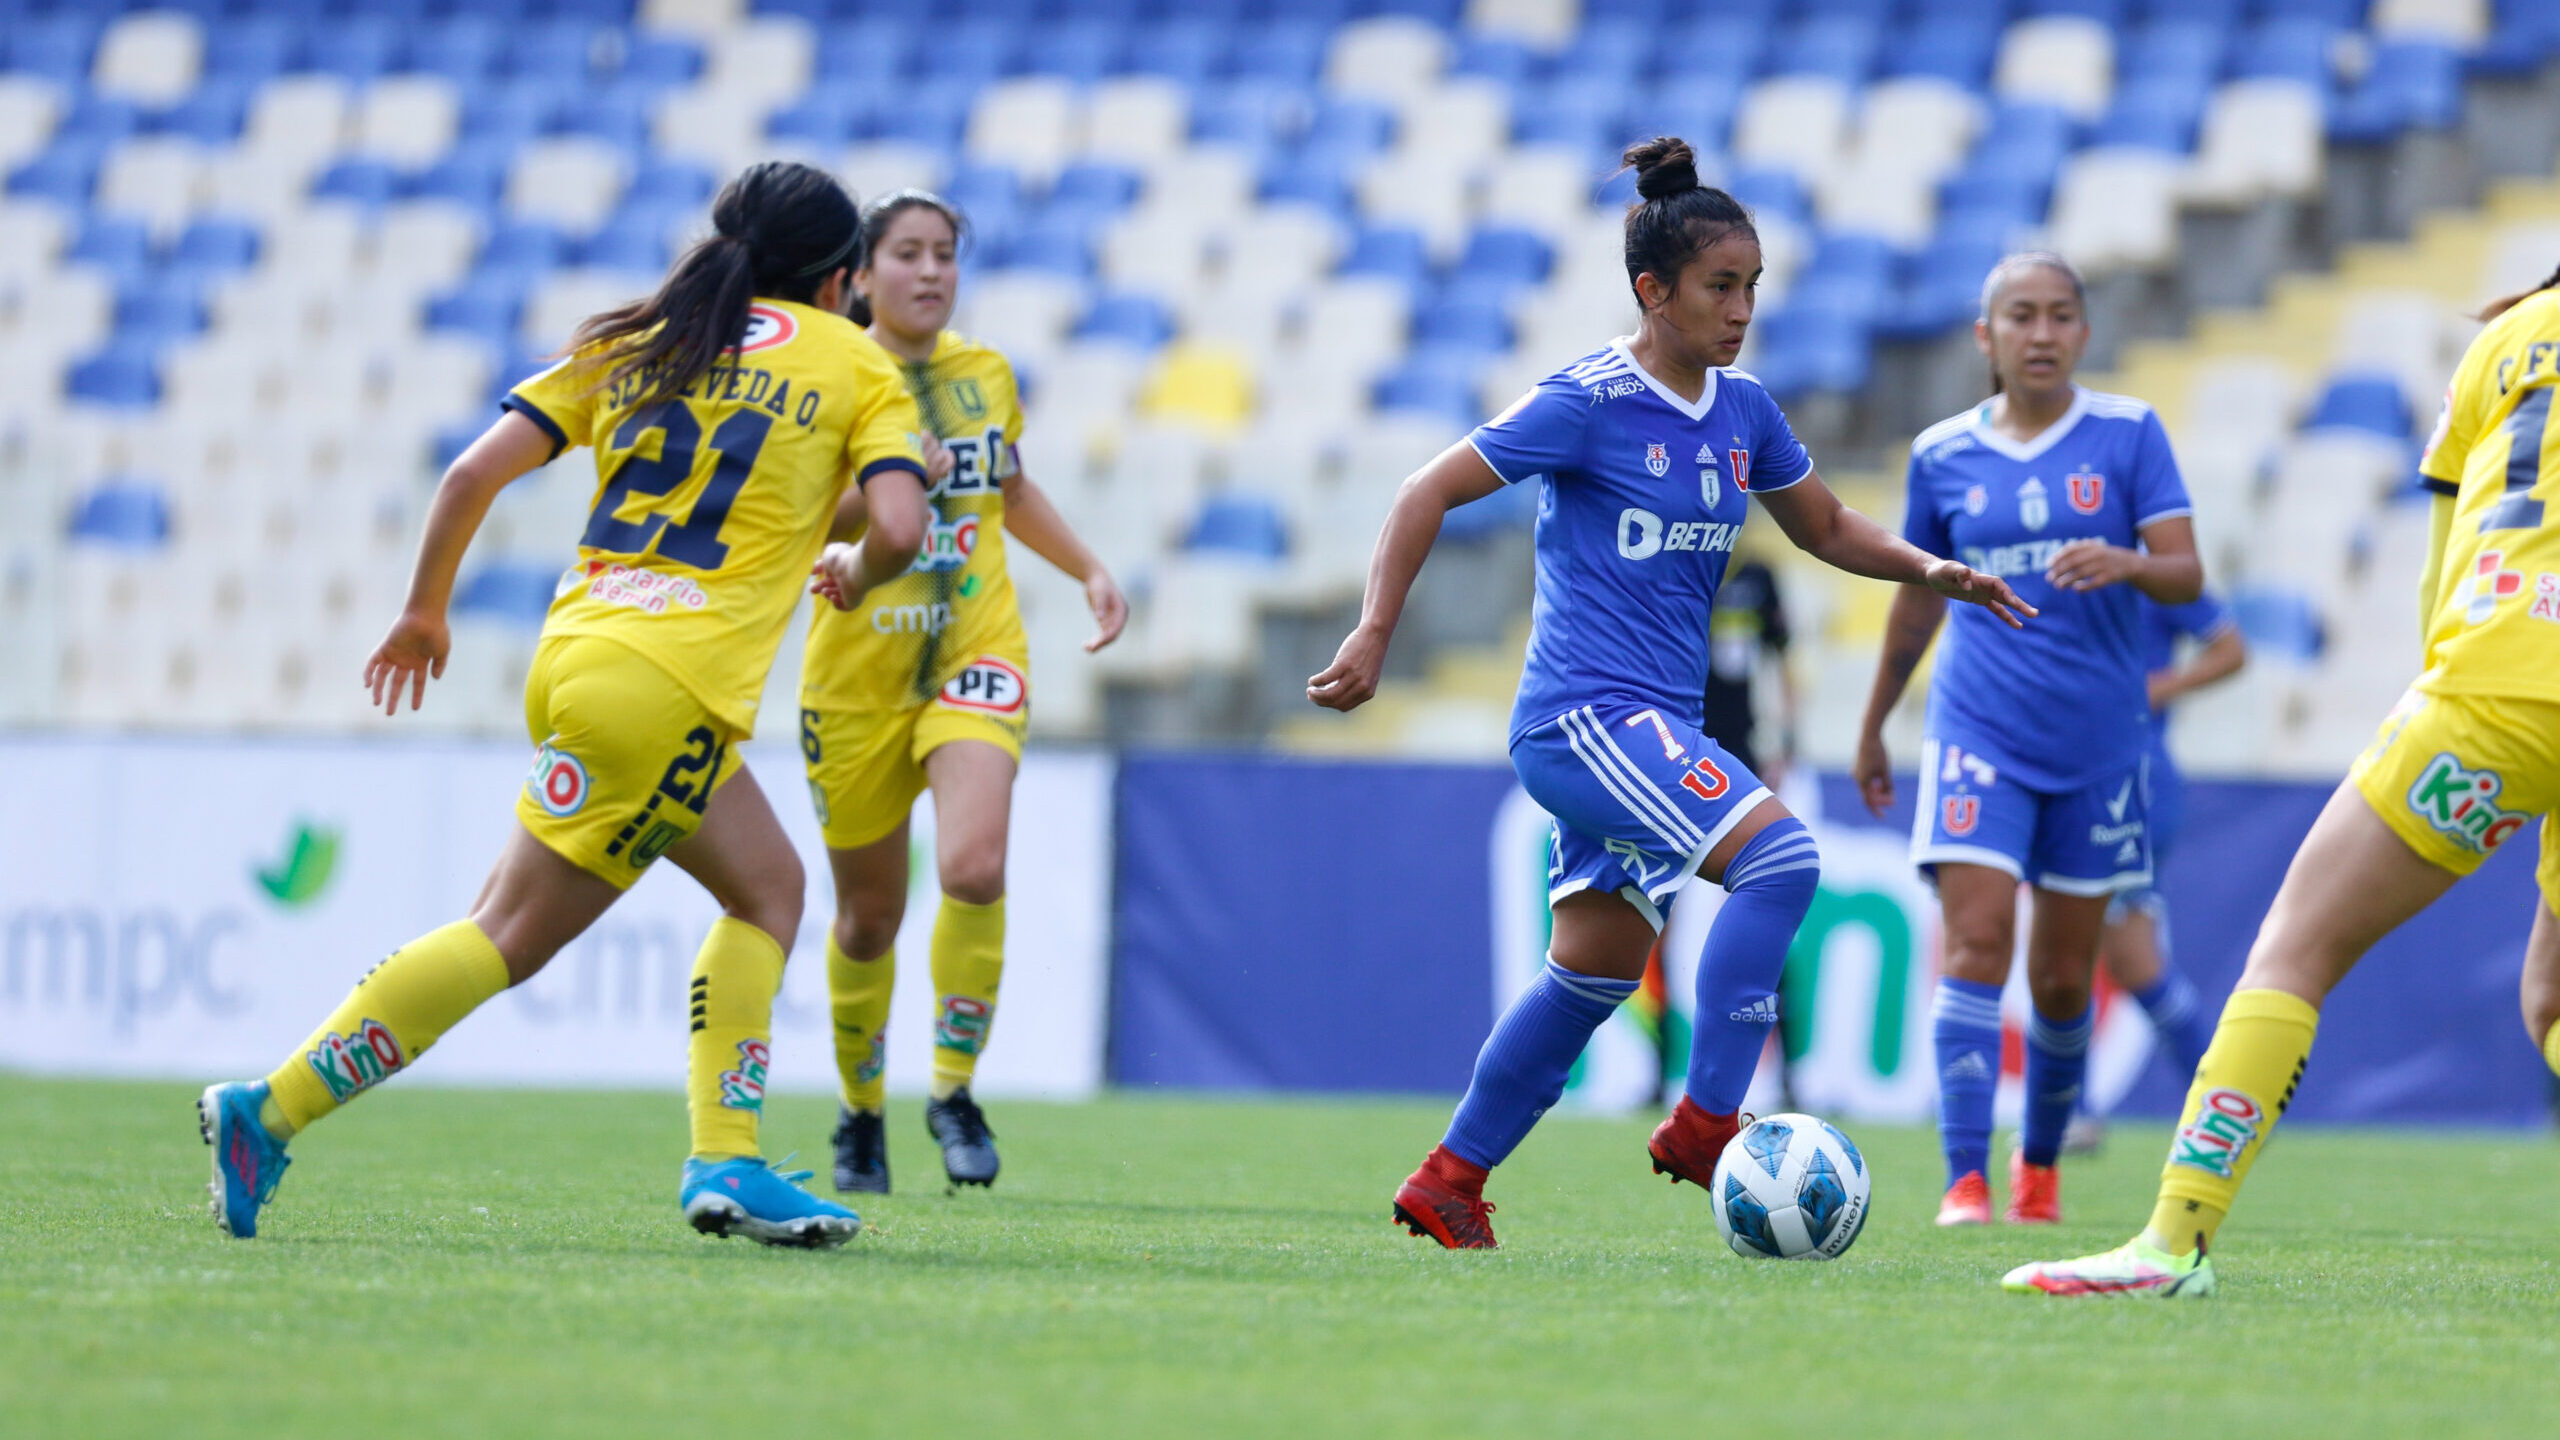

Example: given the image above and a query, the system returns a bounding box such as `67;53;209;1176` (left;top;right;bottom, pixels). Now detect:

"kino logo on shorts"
527;743;588;817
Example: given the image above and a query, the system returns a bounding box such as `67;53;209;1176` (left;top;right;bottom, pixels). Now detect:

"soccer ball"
1708;1113;1871;1260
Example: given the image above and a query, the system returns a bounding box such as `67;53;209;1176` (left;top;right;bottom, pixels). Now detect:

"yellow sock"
826;935;895;1112
2542;1018;2560;1078
264;919;511;1135
929;895;1005;1099
2146;987;2319;1255
686;917;786;1162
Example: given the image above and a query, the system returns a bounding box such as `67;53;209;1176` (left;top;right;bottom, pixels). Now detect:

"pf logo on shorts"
939;657;1027;716
527;742;589;817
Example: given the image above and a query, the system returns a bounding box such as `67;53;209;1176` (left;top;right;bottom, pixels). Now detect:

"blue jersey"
1903;387;2193;791
1471;342;1813;747
2141;590;2237;734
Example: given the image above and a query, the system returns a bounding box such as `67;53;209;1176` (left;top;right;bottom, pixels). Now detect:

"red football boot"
1391;1146;1498;1249
2005;1151;2062;1224
1648;1097;1743;1189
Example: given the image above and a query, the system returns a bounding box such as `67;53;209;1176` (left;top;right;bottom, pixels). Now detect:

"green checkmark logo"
255;821;340;909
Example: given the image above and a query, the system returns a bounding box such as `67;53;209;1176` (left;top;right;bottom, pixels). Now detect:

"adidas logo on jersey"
1728;995;1779;1024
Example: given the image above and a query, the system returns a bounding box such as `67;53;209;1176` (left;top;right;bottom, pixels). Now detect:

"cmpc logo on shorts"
526;743;589;817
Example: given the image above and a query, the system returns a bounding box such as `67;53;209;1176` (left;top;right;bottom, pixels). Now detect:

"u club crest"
2067;470;2105;513
1645;442;1669;477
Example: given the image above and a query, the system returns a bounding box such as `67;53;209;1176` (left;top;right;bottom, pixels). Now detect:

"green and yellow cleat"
2002;1233;2217;1298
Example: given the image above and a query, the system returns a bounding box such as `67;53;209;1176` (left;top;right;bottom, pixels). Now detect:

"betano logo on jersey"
1617;508;1742;561
2406;752;2529;854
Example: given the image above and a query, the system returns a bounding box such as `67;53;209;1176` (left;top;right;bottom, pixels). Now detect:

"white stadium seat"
93;12;204;110
1995;16;2113;122
1325;17;1449;104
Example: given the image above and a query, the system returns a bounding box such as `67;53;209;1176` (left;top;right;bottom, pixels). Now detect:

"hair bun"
1624;136;1700;201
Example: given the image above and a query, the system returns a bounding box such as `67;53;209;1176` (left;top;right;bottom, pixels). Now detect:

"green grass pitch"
4;1077;2556;1438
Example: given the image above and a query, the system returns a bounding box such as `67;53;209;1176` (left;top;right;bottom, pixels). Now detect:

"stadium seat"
67;481;172;549
1184;493;1289;561
2302;373;2416;440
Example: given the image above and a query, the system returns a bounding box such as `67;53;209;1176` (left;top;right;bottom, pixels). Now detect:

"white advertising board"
0;735;1113;1100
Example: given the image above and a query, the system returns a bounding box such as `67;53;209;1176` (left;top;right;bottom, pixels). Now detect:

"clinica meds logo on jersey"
2169;1088;2263;1178
2017;477;2050;531
1645;442;1670;476
2452;551;2524;623
306;1018;407;1104
2406;752;2529;854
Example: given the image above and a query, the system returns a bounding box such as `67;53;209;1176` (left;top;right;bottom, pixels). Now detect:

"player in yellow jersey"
2007;259;2560;1297
197;161;939;1248
799;190;1127;1193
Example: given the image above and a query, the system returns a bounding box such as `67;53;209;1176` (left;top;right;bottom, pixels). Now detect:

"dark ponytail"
566;160;858;407
843;188;968;329
2477;260;2560;322
1617;136;1755;309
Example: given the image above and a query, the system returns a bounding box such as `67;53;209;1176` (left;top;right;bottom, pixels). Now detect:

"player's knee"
719;854;803;949
2027;969;2091;1019
938;845;1007;907
836;904;901;962
1725;819;1819;912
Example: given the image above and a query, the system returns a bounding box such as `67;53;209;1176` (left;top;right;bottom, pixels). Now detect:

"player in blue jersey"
2068;591;2247;1151
1852;253;2204;1227
1308;137;2032;1249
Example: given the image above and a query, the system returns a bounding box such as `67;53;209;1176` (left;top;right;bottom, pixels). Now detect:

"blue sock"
2134;966;2213;1077
1442;960;1639;1169
1685;819;1820;1112
2020;1002;2092;1168
1931;976;2002;1188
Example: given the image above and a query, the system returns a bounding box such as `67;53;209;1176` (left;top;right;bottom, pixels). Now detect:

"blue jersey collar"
1968;385;2091;462
1609;338;1719;421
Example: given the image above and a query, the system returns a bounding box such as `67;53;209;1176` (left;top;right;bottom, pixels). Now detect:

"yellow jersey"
2416;287;2560;704
504;299;928;734
801;329;1029;712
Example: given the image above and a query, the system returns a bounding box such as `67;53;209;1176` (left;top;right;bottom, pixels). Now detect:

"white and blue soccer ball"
1708;1113;1871;1260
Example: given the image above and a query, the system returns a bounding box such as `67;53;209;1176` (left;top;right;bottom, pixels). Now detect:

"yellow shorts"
518;634;741;889
2349;687;2560;910
801;653;1029;851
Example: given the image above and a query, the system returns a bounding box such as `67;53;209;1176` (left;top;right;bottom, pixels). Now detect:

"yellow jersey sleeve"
842;337;931;489
996;353;1025;473
503;351;609;460
2415;290;2560;704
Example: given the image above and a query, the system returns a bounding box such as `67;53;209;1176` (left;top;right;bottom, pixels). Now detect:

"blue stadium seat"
67;482;172;549
2023;0;2128;23
2231;20;2338;84
2471;1;2560;80
1584;0;1676;20
2303;373;2413;440
2134;0;2242;23
1656;16;1773;86
1769;15;1885;85
865;81;974;149
1449;33;1537;87
915;21;1020;86
2093;78;2206;152
2120;21;2227;88
625;158;715;212
1073;291;1173;349
67;218;154;277
1749;310;1871;397
1621;77;1746;159
0;16;100;88
944;162;1025;246
562;84;657;154
312;157;402;209
1551;20;1648;85
203;19;299;84
114;276;211;348
1192;82;1314;148
426;275;530;354
410;17;504;83
1372;350;1486;430
2331;41;2463;143
1725;168;1811;228
1184;495;1289;561
1454;227;1553;289
1052;162;1143;212
1303;98;1396;163
2230;585;2324;660
306;19;401;83
152;82;254;145
1410;288;1513;353
1337;226;1429;290
817;20;914;85
1883;18;1999;84
65;345;164;410
580;220;668;273
768;93;865;148
1023;21;1127;84
998;228;1095;277
408;152;507;211
615;33;702;93
1255;153;1351;213
7;141;105;207
1220;20;1329;85
2259;0;2364;23
1119;19;1224;85
1512;76;1622;151
454;563;560;627
170;218;262;276
481;221;572;274
57;97;144;149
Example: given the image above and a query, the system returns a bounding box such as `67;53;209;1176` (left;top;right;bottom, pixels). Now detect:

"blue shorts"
2108;743;2184;921
1912;735;2152;897
1513;702;1774;930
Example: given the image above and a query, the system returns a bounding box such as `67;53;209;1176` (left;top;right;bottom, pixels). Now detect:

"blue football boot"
680;1155;862;1248
198;1081;291;1239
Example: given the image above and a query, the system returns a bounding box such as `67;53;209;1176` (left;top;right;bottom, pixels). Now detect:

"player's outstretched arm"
1002;469;1128;652
2044;515;2202;602
1851;584;1949;817
1307;441;1505;711
1754;470;2035;626
366;410;556;716
811;469;930;611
